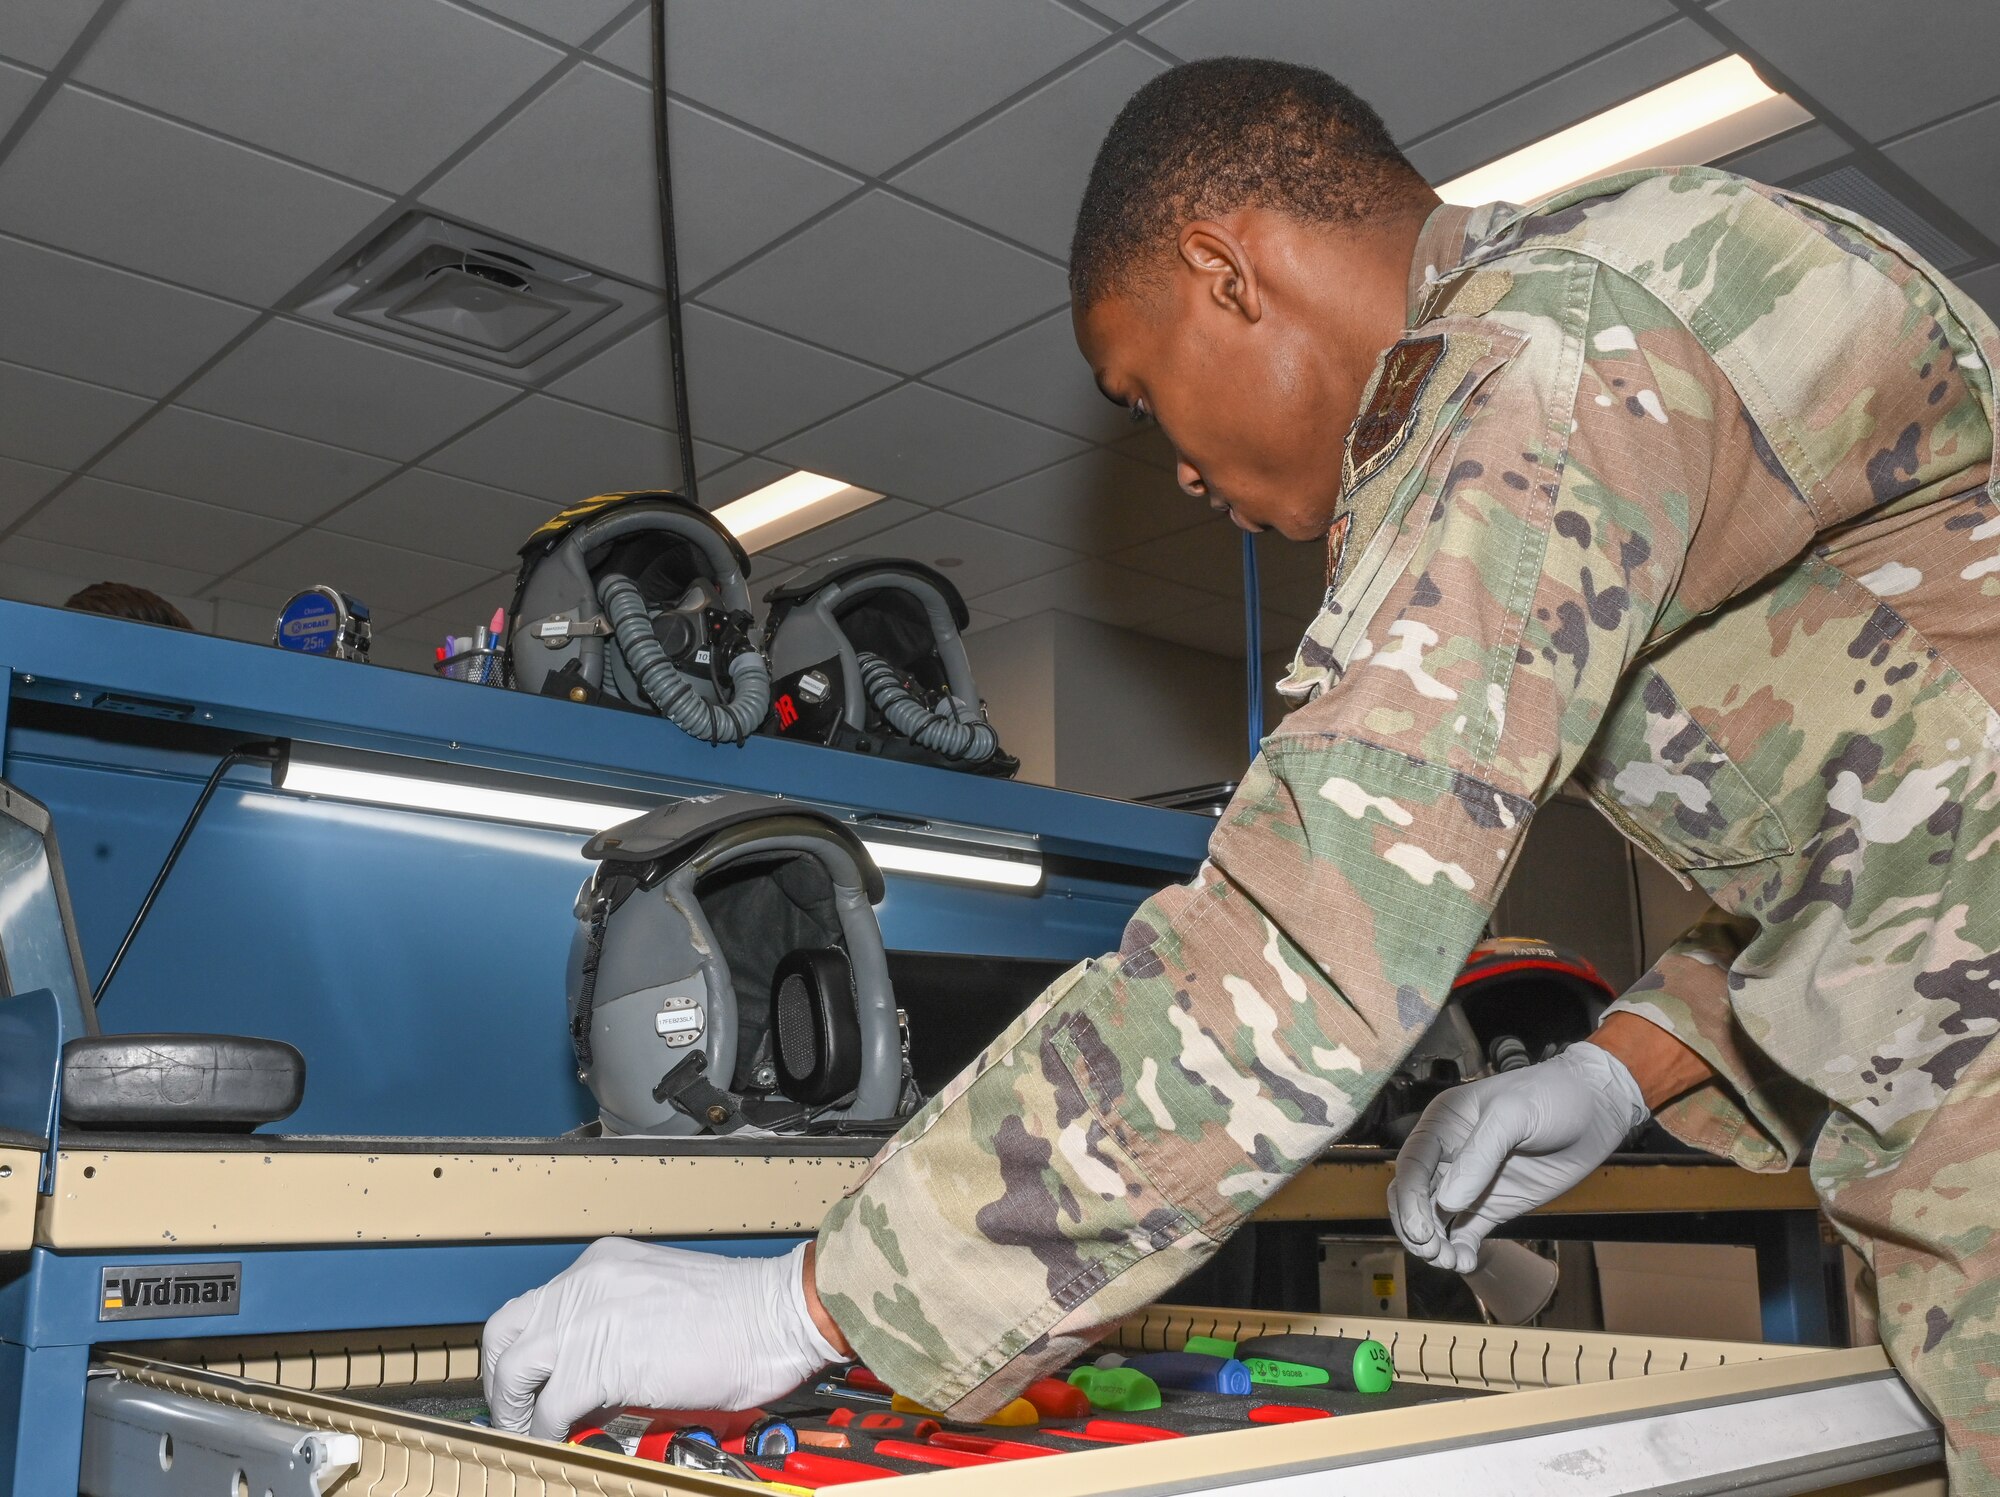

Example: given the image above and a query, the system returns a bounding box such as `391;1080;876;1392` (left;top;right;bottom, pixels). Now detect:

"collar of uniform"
1406;202;1478;323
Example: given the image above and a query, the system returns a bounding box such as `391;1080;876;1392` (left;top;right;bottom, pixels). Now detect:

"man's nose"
1176;459;1206;498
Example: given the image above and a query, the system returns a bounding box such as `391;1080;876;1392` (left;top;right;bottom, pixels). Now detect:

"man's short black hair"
1070;57;1429;307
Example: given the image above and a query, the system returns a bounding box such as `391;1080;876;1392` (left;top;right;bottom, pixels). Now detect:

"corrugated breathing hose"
599;573;769;742
856;650;999;764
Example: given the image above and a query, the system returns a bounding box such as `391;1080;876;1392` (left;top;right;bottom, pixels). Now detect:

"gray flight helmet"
508;492;766;737
567;793;902;1137
761;558;1015;775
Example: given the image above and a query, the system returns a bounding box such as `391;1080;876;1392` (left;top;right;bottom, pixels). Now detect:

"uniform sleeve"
1605;910;1825;1170
815;262;1735;1416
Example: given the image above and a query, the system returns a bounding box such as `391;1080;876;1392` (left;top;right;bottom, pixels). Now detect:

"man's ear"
1179;221;1262;323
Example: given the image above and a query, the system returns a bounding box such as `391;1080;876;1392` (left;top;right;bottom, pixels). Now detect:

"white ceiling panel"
1136;594;1301;658
892;43;1164;260
74;0;562;193
1112;513;1254;595
1113;423;1177;471
826;510;1078;599
761;497;925;566
0;360;149;469
323;469;556;571
1957;262;2000;319
1714;123;1849;186
0;59;41;137
179;319;519;461
1709;0;2000;144
0;456;65;527
425;394;735;501
0;534;216;599
1882;99;2000;242
0;234;256;397
92;407;397;522
927;308;1130;442
951;449;1206;553
699;191;1068;373
425;66;858;289
1142;0;1673;144
231;530;496;619
650;0;1107;175
0;88;393;302
767;384;1087;504
976;557;1217;629
1405;20;1725;185
1084;0;1170;23
21;475;294;572
548;305;897;450
0;0;99;70
465;0;635;47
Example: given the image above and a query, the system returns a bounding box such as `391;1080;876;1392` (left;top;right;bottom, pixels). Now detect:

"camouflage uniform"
817;168;2000;1487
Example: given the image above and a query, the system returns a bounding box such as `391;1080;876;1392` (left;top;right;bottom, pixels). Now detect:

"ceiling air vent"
294;213;659;378
1793;165;1970;271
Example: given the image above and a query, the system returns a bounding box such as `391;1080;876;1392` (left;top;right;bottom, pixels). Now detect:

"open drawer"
86;1304;1942;1496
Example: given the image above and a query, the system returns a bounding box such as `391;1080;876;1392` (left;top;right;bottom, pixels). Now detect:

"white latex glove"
1389;1043;1648;1274
482;1238;842;1440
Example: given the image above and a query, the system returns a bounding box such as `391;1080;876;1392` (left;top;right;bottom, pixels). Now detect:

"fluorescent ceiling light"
1437;56;1810;207
712;470;882;552
276;747;1042;890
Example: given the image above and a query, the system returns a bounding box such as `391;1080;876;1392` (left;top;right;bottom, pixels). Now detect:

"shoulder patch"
1345;335;1445;491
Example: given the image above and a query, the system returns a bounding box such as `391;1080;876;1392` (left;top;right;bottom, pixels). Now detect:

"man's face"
1074;267;1366;542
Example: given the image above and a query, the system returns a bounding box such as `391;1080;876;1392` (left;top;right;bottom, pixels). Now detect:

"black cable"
92;742;280;1008
650;0;699;507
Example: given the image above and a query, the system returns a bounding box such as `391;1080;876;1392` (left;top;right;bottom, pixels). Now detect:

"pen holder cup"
435;648;505;685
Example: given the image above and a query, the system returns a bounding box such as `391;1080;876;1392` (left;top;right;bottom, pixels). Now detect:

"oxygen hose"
599;573;770;742
856;650;999;763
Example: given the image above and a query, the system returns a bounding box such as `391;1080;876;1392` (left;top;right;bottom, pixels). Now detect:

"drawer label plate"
99;1262;241;1321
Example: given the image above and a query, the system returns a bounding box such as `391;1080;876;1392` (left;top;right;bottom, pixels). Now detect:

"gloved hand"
1389;1042;1648;1274
482;1238;843;1439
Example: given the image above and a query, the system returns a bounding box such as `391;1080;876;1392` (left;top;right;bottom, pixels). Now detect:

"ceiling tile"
0;233;256;397
93;407;397;522
0;359;150;469
1957;262;2000;320
1406;20;1725;185
1083;0;1166;21
213;597;278;642
1143;0;1673;143
548;305;896;449
22;475;293;572
322;468;556;570
698;454;791;507
0;535;215;599
962;607;1008;634
1113;423;1176;470
927;309;1128;442
464;0;633;46
0;0;98;69
231;529;496;618
1133;596;1296;659
701;191;1068;373
825;510;1078;599
1882;98;2000;243
206;574;299;610
892;43;1165;260
0;88;392;302
0;456;66;525
74;0;562;193
1112;513;1254;595
366;634;445;675
180;319;519;460
0;59;41;136
748;561;803;612
652;0;1107;175
425;65;858;288
951;448;1207;554
976;558;1217;629
426;394;734;501
1709;0;2000;142
1713;122;1849;186
767;384;1087;504
762;497;924;565
387;569;515;632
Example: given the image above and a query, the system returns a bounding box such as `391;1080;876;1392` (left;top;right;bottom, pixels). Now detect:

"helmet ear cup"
772;948;861;1107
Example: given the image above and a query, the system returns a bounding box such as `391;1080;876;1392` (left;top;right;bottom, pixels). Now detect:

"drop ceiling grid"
0;0;1989;656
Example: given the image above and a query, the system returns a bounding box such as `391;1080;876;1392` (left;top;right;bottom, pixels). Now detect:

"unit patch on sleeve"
1343;334;1445;492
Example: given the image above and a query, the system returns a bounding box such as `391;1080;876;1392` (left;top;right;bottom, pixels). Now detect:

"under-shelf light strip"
277;758;1040;890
